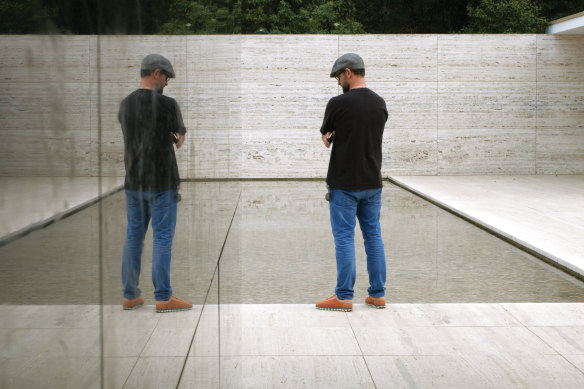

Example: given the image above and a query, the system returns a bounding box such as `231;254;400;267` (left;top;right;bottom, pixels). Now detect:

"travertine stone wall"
1;34;582;178
1;36;94;177
536;35;584;174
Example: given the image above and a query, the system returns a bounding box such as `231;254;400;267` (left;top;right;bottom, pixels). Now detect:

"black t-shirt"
118;89;186;191
320;88;388;190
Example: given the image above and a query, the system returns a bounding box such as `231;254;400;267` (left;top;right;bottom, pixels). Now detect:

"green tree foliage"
157;0;365;34
159;0;242;34
537;0;584;22
0;0;176;34
0;0;582;34
0;0;54;33
241;0;364;34
354;0;470;33
463;0;548;33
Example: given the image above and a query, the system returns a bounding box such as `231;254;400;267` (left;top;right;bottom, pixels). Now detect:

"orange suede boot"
155;296;192;313
316;295;352;312
365;295;386;309
122;297;144;310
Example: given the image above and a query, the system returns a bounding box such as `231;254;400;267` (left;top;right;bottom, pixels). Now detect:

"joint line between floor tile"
346;311;378;389
498;303;584;377
175;189;242;389
124;319;160;389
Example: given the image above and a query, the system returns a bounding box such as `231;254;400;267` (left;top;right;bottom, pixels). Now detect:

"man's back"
321;88;388;190
119;89;184;192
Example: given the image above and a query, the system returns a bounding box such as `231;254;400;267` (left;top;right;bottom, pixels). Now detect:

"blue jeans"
122;189;177;301
329;188;386;300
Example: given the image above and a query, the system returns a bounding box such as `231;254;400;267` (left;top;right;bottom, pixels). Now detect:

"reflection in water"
219;181;584;303
1;181;583;305
0;181;242;305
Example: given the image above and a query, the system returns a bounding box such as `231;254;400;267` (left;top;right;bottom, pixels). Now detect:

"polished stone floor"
3;303;584;388
1;178;584;388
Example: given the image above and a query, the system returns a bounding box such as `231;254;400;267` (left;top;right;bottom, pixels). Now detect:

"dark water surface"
2;181;584;304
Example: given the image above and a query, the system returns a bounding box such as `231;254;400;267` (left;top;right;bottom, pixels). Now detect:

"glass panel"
1;13;583;387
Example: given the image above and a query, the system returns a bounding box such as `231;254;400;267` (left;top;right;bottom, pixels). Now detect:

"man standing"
118;54;192;313
316;53;388;312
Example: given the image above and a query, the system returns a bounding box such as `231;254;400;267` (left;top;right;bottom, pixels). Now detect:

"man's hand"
322;131;335;148
172;133;186;149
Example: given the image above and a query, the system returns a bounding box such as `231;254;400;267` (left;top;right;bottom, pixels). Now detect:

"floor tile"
0;305;100;329
0;328;100;357
529;326;584;355
348;303;521;328
219;304;352;328
3;303;584;387
366;354;584;389
564;354;584;373
176;357;219;388
102;327;154;357
141;327;195;357
355;326;556;356
219;326;361;356
102;357;138;389
193;325;361;357
466;354;584;389
0;356;102;389
1;356;136;389
180;356;375;389
502;303;584;326
189;304;220;357
366;355;481;389
123;356;185;389
191;304;358;357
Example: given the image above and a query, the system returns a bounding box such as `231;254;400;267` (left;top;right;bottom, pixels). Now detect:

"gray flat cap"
141;54;175;78
330;53;365;77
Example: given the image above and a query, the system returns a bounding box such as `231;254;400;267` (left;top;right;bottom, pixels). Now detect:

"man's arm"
170;100;187;149
175;133;186;149
320;99;335;148
322;131;335;148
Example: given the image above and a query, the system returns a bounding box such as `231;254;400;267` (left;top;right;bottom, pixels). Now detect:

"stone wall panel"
0;35;582;177
438;35;537;82
340;35;438;82
537;35;584;82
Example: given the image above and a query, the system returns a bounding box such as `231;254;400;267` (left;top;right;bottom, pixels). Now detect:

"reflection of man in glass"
316;53;388;312
118;54;191;313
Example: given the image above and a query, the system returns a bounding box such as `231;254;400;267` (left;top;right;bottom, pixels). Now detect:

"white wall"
1;34;583;178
